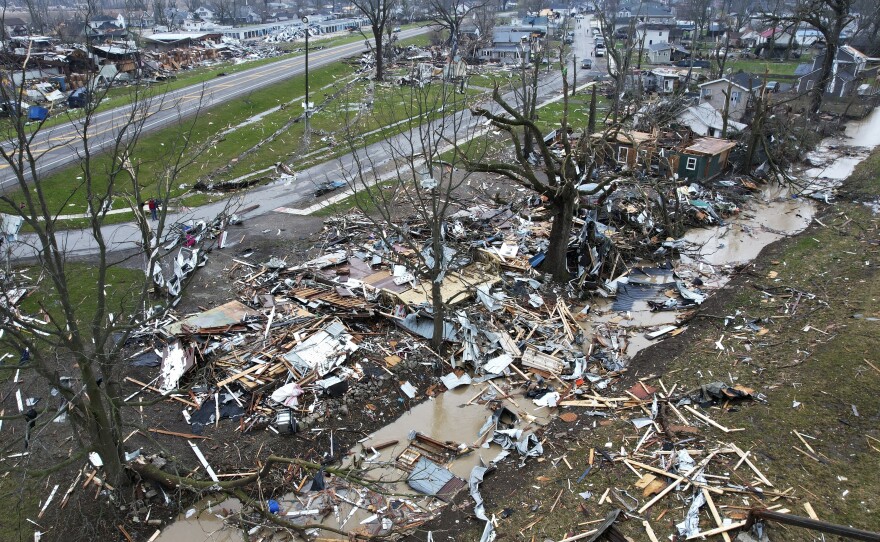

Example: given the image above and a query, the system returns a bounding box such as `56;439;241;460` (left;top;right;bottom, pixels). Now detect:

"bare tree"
430;0;488;61
593;0;641;123
462;61;613;282
467;2;497;60
340;80;483;349
351;0;397;81
0;12;215;490
770;0;854;115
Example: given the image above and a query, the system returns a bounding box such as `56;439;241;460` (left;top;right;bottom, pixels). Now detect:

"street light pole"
302;16;310;133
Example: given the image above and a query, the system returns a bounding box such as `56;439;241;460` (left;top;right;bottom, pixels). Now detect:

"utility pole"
302;16;310;137
572;55;577;97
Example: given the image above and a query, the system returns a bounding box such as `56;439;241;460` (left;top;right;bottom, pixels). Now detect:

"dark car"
581;58;593;69
675;59;711;68
314;180;346;197
67;87;90;108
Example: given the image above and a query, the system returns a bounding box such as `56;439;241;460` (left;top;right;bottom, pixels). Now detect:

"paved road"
0;26;429;190
10;62;573;262
572;14;607;77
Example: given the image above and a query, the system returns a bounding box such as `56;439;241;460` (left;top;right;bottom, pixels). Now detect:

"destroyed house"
594;131;736;182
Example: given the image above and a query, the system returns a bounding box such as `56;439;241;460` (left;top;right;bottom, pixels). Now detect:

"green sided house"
591;130;737;183
670;137;737;182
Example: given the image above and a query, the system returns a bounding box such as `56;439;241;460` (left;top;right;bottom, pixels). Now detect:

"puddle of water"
155;496;242;542
845;106;880;148
359;385;553;480
156;386;553;541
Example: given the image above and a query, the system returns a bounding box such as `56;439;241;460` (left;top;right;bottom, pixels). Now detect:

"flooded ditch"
155;108;880;541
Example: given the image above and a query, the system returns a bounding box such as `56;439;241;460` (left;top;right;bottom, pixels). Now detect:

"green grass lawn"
726;57;807;76
2;42;486;227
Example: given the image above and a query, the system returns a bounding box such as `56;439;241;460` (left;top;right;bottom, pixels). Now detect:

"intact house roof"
730;71;764;90
793;63;814;76
699;78;750;92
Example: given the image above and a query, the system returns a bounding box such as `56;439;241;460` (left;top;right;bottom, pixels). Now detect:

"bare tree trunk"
544;190;576;281
374;25;385;81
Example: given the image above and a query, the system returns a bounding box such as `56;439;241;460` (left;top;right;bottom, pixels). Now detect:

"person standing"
148;198;158;221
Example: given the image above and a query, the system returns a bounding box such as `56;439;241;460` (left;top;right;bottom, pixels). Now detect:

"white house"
194;6;216;20
636;23;672;46
677;102;747;137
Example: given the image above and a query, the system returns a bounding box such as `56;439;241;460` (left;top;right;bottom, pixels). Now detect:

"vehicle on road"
581;59;593;69
67;88;90;108
595;44;606;57
314;180;346;197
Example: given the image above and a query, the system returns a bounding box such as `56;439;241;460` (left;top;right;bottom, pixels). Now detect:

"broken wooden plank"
149;428;212;440
685;521;747;539
37;484;59;519
684;405;744;433
188;441;219;483
730;443;774;487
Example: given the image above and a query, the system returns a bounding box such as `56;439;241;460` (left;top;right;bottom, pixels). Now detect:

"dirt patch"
405;154;880;541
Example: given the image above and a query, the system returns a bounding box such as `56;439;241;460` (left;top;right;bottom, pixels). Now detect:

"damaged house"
595;130;737;183
795;44;879;98
478;25;546;63
698;72;763;122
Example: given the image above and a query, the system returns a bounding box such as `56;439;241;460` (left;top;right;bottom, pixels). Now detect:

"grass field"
0;32;453;227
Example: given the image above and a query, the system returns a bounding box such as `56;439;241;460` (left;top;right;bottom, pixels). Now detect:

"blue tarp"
28;106;48;121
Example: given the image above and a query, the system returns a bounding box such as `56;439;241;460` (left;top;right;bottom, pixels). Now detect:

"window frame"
685;156;698;171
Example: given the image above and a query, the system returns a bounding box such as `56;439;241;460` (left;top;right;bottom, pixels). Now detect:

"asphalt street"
10;28;584;262
0;26;429;190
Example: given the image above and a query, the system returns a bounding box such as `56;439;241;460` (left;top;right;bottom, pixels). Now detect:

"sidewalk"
11;73;586;261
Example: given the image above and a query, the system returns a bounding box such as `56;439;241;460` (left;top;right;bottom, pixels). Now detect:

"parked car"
581;58;593;69
67;87;90;108
595;44;606;57
675;59;710;68
0;100;24;117
314;180;346;197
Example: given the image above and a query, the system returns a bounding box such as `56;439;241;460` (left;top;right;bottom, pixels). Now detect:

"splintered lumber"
702;487;732;542
730;443;773;487
125;377;198;408
642;520;660;542
149;428;212;440
685;522;747;539
556;530;598;542
37;484;59;518
803;502;818;520
683;405;744;433
188;441;219;483
215;362;270;388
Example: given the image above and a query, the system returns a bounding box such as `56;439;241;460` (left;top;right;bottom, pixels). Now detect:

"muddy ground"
5;149;880;542
403;151;880;542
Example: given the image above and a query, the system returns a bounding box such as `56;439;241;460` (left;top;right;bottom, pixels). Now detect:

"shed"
673;137;737;182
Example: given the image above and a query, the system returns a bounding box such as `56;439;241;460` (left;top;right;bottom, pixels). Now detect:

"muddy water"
155;496;243;542
360;385;553;477
802;106;880;188
155;387;553;541
154;109;880;541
